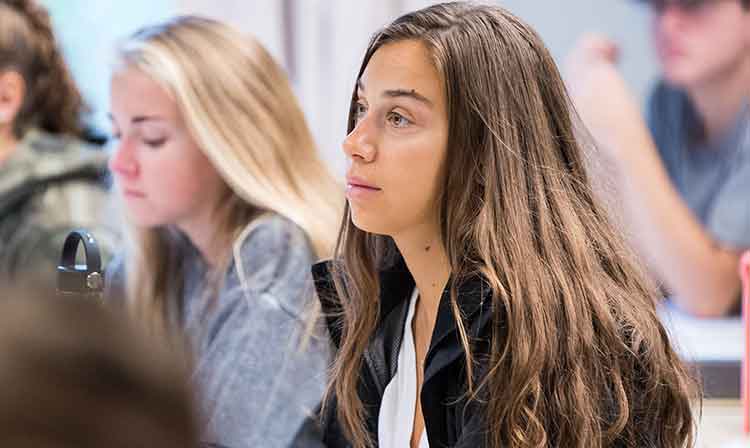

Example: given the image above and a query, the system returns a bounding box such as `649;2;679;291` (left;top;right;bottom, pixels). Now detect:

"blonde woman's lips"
123;188;146;198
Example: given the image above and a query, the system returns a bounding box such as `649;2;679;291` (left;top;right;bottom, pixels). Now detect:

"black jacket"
312;254;495;447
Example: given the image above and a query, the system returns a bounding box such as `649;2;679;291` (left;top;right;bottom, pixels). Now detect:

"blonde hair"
115;16;342;331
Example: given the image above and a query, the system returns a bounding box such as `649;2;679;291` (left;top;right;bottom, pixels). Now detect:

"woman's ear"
0;70;25;127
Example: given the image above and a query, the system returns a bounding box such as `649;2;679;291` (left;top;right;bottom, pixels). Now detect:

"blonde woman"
107;17;342;448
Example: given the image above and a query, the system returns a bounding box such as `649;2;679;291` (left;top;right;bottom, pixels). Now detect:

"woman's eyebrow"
106;113;166;124
356;79;433;107
131;115;166;124
382;88;432;107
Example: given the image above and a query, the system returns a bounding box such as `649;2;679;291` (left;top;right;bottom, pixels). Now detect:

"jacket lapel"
423;276;493;385
313;256;495;385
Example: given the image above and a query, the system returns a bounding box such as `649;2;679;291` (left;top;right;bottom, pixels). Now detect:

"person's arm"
567;35;742;317
194;216;330;448
608;129;742;316
194;293;329;448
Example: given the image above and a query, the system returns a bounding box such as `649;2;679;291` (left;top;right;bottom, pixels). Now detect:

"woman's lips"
122;188;146;198
346;176;381;200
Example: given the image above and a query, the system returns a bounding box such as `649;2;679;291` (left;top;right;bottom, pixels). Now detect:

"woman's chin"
350;212;392;236
125;211;166;229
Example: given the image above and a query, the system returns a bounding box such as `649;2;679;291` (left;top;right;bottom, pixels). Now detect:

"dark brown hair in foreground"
0;290;198;447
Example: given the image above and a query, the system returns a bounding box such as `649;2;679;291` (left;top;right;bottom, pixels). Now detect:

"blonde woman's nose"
108;139;139;178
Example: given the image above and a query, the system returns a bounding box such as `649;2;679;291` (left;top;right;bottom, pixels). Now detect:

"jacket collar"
312;252;492;361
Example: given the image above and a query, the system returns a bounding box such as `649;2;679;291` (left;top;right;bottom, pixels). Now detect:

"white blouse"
378;287;430;448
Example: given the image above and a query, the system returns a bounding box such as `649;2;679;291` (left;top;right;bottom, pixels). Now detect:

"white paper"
658;302;744;362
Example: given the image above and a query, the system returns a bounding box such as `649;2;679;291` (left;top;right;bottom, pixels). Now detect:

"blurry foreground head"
0;291;198;447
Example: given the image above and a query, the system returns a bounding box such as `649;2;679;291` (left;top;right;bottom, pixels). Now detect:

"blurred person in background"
107;16;342;448
0;289;198;448
0;0;118;290
567;0;750;317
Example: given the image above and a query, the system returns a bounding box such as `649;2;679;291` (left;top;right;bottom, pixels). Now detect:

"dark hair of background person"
0;0;85;139
0;290;199;448
325;2;697;447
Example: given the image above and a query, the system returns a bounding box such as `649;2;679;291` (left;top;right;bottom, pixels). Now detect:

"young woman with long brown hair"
313;3;697;447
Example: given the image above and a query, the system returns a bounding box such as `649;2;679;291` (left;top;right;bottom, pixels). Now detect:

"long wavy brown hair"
0;0;84;138
326;3;697;447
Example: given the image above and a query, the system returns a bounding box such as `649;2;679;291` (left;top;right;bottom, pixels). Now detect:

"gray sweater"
109;214;329;448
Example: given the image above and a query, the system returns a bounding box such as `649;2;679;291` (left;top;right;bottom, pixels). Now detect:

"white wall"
198;0;658;177
43;0;175;135
176;0;286;65
50;0;660;175
498;0;657;99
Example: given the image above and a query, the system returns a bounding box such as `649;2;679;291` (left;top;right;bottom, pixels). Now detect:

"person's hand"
566;34;651;164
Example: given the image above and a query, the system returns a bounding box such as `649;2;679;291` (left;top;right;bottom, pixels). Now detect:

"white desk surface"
658;304;743;362
698;400;748;448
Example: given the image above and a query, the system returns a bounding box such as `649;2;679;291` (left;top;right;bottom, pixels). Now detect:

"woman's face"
343;39;449;239
109;67;225;230
0;70;24;142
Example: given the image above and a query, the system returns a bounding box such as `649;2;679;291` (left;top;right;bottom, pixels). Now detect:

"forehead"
110;67;178;118
359;39;444;101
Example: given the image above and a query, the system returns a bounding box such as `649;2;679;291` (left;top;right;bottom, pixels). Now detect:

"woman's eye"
353;102;367;123
143;137;167;148
387;112;412;128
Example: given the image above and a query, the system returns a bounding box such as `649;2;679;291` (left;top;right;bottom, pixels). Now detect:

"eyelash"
143;137;167;148
387;111;411;128
353;102;412;128
353;102;367;122
108;131;165;149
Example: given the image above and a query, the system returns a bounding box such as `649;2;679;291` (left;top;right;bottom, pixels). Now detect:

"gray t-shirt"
108;214;328;448
647;81;750;250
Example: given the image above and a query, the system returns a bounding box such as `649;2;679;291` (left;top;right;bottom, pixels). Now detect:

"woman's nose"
108;138;139;179
342;118;376;163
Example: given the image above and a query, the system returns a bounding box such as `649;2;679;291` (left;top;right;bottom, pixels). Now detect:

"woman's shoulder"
8;129;111;224
0;129;108;203
20;129;107;174
233;213;315;266
229;213;317;318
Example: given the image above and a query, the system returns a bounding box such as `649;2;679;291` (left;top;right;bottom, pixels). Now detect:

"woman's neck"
687;56;750;143
177;209;226;268
393;223;451;312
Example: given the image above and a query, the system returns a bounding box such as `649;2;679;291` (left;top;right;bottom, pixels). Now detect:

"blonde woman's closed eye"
142;137;167;149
